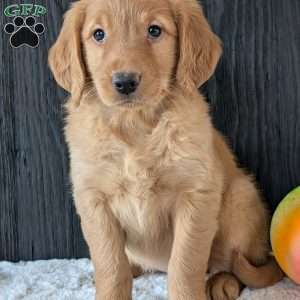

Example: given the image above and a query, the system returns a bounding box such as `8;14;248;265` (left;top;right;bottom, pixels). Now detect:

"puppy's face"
82;0;177;108
49;0;222;109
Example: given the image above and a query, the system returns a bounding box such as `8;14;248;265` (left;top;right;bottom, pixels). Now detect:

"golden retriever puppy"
49;0;283;299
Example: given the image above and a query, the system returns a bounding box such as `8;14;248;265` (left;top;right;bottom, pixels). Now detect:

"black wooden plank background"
0;0;299;261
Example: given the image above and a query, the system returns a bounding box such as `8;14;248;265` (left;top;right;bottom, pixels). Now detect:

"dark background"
0;0;299;261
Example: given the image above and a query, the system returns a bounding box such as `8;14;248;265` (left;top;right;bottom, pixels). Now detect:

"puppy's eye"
148;25;162;39
93;29;106;42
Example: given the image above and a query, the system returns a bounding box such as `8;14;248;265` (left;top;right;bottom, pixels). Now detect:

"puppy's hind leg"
219;176;283;289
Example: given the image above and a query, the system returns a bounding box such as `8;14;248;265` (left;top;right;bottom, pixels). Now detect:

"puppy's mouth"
113;86;165;109
116;98;143;108
97;83;164;109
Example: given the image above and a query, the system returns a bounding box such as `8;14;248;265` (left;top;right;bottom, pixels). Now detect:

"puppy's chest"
94;119;197;244
109;149;174;242
104;132;188;245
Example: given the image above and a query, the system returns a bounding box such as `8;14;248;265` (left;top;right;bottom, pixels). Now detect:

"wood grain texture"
202;0;300;210
0;0;299;261
0;0;88;261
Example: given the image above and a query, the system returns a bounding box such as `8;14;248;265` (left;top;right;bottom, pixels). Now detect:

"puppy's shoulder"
64;98;123;158
164;89;213;139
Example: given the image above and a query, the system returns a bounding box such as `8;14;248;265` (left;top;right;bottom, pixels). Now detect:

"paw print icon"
4;16;45;48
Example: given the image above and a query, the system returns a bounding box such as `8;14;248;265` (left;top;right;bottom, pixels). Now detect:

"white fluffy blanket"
0;259;299;300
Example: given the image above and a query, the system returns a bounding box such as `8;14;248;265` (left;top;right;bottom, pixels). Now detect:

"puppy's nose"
112;72;140;95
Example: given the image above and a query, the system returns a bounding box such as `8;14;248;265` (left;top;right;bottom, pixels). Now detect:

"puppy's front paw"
206;272;242;300
95;291;132;300
168;286;207;300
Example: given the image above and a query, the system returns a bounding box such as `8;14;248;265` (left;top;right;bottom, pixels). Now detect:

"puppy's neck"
101;98;169;146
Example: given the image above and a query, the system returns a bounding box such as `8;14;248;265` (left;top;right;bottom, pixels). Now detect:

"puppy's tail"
232;251;284;289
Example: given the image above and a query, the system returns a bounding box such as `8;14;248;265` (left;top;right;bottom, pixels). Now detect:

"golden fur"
49;0;283;299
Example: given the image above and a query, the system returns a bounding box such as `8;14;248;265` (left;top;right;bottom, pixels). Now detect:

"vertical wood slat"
0;0;88;261
203;0;300;211
0;0;299;260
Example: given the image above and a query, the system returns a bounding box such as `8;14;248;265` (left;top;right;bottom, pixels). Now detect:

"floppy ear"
172;0;222;89
48;2;86;106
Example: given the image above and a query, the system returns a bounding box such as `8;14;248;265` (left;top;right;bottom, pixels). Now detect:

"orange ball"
270;187;300;284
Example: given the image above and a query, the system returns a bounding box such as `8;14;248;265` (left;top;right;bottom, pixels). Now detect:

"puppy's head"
49;0;222;109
